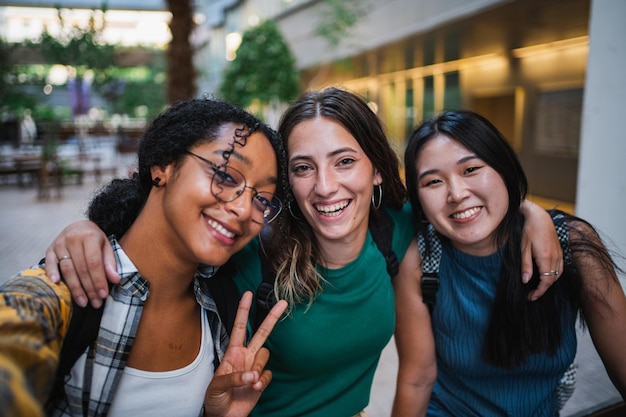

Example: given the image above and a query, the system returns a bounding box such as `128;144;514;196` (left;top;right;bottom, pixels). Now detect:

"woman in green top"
44;88;563;416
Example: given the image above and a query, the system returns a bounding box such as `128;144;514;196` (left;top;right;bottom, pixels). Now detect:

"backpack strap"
256;256;276;331
417;223;442;313
369;209;399;277
46;300;104;412
204;260;240;335
35;257;105;409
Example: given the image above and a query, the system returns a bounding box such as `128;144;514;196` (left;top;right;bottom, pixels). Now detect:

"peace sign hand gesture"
202;291;287;417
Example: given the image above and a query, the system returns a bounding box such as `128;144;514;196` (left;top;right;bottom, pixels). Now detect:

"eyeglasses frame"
186;151;282;224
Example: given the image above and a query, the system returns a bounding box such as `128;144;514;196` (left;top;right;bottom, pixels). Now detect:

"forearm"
519;200;563;299
392;239;437;416
392;377;434;417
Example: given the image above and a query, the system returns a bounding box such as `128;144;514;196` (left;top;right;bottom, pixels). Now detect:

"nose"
314;166;338;196
447;176;470;204
224;187;255;221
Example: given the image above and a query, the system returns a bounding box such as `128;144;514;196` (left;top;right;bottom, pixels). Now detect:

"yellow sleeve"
0;267;72;416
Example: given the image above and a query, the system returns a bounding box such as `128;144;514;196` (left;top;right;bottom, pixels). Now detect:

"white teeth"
315;201;349;216
451;207;481;219
207;219;235;239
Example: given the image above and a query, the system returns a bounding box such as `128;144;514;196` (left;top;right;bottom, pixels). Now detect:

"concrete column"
577;0;626;267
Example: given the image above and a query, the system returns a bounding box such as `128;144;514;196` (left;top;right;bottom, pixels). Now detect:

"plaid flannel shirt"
0;237;228;417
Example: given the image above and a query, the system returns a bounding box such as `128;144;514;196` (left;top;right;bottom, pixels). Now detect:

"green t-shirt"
232;203;416;417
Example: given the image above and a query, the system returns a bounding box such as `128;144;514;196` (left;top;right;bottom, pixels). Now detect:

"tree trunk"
166;0;196;103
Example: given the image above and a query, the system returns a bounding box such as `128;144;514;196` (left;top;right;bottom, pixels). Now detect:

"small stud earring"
152;177;161;187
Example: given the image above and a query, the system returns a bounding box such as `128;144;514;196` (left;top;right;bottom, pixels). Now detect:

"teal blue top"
428;243;577;417
232;203;415;416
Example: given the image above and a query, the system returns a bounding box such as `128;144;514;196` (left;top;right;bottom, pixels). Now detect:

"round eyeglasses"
186;151;282;224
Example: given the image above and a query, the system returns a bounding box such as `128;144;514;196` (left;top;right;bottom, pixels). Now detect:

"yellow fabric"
0;266;73;416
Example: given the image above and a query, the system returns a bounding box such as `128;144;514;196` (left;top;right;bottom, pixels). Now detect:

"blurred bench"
0;155;42;187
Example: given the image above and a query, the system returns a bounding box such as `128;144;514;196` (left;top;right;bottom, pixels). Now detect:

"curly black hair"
87;98;288;238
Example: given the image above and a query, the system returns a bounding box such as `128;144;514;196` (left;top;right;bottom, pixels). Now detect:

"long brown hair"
267;87;406;309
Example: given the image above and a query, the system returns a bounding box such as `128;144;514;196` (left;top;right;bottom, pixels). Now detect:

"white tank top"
108;308;215;416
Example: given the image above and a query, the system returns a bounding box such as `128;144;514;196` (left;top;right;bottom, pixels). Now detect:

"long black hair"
405;110;620;367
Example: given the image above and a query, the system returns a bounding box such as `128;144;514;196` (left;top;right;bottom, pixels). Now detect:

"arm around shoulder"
44;219;118;308
392;238;437;417
520;200;563;300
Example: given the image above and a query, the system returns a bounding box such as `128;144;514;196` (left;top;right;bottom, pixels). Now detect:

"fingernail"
91;299;102;309
98;289;108;299
242;372;254;383
77;296;87;307
50;273;59;283
522;273;530;283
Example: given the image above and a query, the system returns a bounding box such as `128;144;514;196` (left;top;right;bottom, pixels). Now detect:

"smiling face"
158;123;278;267
287;117;382;247
415;134;509;256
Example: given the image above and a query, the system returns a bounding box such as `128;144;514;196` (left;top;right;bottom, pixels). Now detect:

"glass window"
423;75;435;120
444;71;461;110
534;88;583;156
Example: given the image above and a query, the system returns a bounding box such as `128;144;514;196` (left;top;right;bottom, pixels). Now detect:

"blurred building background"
1;0;625;415
195;0;626;265
3;0;622;259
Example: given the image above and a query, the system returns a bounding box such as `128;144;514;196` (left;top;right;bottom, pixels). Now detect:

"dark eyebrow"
290;146;359;162
417;168;438;182
329;147;358;157
417;154;479;182
210;148;253;167
458;154;480;164
224;149;253;166
213;148;277;185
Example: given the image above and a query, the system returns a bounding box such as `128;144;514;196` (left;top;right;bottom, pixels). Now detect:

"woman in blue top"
394;110;626;416
43;90;564;417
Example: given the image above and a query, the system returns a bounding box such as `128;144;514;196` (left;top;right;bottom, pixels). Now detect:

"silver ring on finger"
56;255;72;264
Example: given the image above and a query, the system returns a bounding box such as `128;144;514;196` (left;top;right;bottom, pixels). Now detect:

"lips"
314;200;350;216
207;218;236;239
450;206;481;219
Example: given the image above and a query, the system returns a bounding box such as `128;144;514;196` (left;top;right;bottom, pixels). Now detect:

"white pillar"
577;0;626;268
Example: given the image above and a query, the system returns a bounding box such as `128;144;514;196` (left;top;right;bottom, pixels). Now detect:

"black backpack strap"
369;209;399;277
35;257;104;409
255;246;276;331
46;300;104;412
205;261;240;335
418;224;442;313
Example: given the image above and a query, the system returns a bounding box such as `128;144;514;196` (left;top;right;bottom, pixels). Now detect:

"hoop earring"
288;200;301;220
371;184;382;210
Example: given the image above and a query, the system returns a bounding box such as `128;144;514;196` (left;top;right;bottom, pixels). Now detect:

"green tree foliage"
105;63;167;119
25;6;167;119
0;39;37;112
37;6;115;78
315;0;369;49
219;20;300;109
